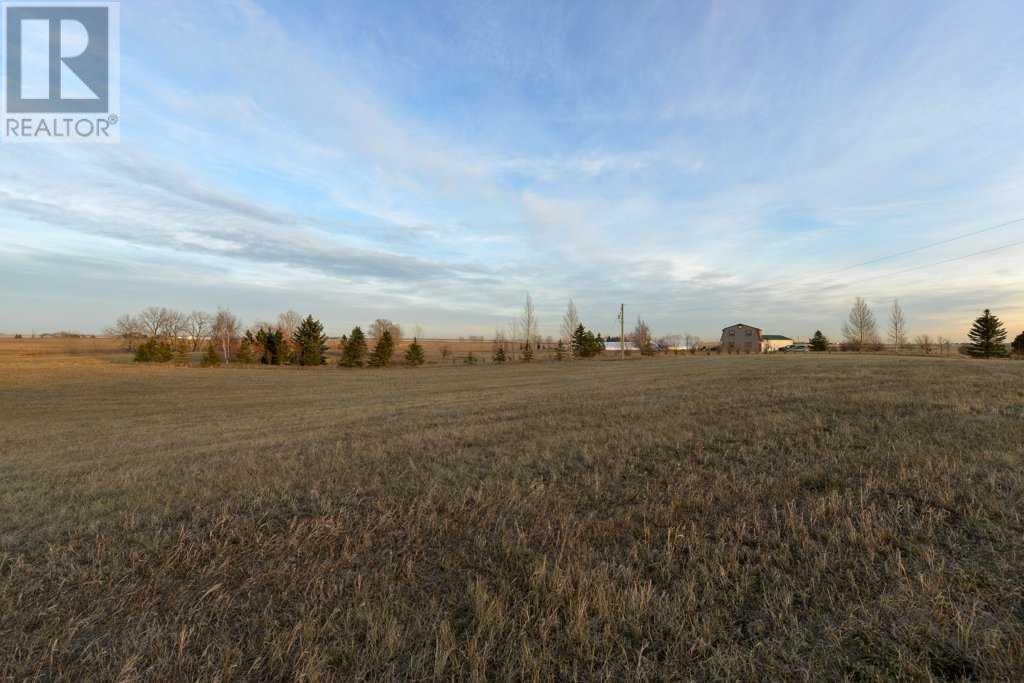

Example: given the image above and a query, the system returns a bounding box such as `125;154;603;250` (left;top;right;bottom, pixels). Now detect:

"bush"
200;344;221;367
405;338;426;366
134;338;174;363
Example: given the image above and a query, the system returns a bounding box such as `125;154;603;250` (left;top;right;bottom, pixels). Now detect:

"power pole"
618;303;625;360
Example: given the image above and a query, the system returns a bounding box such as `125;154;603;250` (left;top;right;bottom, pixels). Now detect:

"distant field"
1;348;1022;679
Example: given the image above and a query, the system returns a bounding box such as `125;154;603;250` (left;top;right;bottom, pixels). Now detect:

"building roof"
762;334;792;340
722;323;761;331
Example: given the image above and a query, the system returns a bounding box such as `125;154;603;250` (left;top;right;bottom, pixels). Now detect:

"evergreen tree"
571;324;586;358
554;339;565;360
236;337;255;364
293;315;328;366
465;351;477;365
256;328;286;365
967;309;1008;358
368;329;394;367
405;338;426;366
521;342;534;362
173;340;190;366
1013;331;1024;357
134;338;174;363
810;330;829;352
493;345;507;363
340;327;368;367
201;343;221;367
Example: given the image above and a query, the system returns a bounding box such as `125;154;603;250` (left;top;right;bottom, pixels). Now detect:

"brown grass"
1;348;1022;680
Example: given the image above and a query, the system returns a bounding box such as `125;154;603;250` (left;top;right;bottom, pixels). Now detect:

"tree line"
109;296;1024;367
832;298;1019;358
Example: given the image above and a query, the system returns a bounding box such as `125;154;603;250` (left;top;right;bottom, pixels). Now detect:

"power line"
828;216;1024;274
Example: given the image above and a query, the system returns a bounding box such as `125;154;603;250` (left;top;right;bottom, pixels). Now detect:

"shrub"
236;338;255;365
405;338;426;366
134;338;174;363
493;346;507;363
200;344;221;367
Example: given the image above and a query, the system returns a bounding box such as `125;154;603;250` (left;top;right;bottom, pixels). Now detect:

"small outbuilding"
761;334;794;352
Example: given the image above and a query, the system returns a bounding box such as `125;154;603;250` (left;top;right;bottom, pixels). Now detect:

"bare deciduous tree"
277;310;303;342
842;297;879;351
105;314;142;350
185;311;213;351
632;317;654;355
888;299;908;351
369;319;402;344
914;334;933;354
560;299;580;352
212;308;241;364
139;306;183;340
520;293;539;352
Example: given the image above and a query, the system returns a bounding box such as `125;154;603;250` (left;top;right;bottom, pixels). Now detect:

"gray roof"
762;334;792;340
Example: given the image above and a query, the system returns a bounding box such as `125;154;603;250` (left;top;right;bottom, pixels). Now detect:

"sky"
2;0;1023;341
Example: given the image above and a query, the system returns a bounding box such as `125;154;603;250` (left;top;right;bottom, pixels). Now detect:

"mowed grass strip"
1;354;1023;680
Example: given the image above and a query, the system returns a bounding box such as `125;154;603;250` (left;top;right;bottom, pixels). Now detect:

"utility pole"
618;303;625;360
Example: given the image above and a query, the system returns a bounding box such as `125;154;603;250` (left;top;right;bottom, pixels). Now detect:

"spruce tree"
493;345;507;363
201;343;221;367
236;338;255;365
521;342;533;362
405;337;426;366
571;324;586;358
340;327;368;367
257;328;285;365
810;330;829;352
966;309;1008;358
368;329;394;367
554;340;565;360
293;315;328;366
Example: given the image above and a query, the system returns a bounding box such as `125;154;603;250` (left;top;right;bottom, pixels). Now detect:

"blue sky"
2;0;1023;340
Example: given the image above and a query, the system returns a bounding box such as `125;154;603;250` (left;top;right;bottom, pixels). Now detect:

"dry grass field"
1;343;1023;680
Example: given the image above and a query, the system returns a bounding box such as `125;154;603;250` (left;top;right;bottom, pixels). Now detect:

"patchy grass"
1;353;1022;680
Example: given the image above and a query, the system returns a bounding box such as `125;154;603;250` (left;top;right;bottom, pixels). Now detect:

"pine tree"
1013;331;1024;357
966;309;1008;358
571;324;586;358
405;338;426;366
201;343;221;367
293;315;328;366
554;340;565;360
464;351;477;365
236;338;255;364
521;342;533;362
810;330;829;352
256;328;286;365
493;345;507;363
340;327;368;367
368;329;394;367
173;340;190;366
